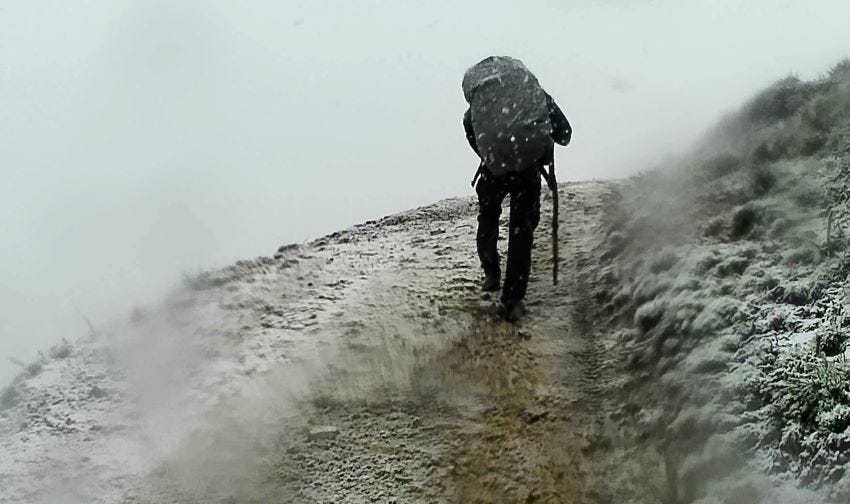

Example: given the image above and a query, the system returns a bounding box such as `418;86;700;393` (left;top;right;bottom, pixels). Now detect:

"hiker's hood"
462;56;530;103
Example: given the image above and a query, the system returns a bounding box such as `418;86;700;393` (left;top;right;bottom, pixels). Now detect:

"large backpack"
462;56;553;177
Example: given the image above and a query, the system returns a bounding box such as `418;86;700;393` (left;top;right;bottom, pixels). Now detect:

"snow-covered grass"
596;59;850;502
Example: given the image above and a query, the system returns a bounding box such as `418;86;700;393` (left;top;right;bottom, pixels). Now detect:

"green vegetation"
599;59;850;499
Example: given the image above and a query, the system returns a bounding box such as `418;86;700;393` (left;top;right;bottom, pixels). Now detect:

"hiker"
462;56;571;322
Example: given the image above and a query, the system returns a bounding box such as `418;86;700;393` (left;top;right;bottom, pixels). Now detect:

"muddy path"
442;182;614;504
243;180;640;504
1;181;655;504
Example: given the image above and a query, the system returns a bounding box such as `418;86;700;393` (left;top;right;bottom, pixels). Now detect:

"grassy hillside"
595;59;850;502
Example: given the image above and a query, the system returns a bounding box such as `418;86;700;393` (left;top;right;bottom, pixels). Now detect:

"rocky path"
1;181;627;504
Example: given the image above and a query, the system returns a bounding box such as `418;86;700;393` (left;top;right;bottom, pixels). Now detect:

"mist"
1;0;848;385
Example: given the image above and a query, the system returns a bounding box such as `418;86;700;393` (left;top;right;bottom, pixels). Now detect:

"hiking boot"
499;299;527;323
482;273;501;292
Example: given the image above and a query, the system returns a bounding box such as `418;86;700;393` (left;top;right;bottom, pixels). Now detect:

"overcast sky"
1;0;848;384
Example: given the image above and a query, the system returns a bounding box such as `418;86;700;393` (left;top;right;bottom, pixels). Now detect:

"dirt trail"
1;181;645;504
442;181;613;504
245;180;630;504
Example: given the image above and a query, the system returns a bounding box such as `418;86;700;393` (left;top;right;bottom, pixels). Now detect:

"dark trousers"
475;165;542;304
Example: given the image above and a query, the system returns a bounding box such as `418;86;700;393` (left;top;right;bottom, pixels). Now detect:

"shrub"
26;360;43;377
703;216;726;238
182;271;228;290
829;59;850;82
749;165;777;197
759;350;850;482
731;204;760;239
48;340;72;360
634;300;665;334
699;153;742;182
752;140;789;163
743;76;810;125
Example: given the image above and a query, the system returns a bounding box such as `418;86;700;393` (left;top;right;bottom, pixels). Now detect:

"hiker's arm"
546;94;572;146
463;108;481;156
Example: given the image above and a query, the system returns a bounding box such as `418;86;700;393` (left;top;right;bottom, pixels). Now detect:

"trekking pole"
548;156;559;285
470;161;484;187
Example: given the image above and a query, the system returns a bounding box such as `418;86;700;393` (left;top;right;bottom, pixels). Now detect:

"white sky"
1;0;849;384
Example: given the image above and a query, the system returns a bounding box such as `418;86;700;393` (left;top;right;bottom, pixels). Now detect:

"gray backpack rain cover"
463;56;553;177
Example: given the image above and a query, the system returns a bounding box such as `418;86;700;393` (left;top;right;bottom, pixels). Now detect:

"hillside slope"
590;60;850;502
1;181;627;503
2;61;850;504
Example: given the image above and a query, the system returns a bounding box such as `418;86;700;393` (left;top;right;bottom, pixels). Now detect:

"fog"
1;0;848;385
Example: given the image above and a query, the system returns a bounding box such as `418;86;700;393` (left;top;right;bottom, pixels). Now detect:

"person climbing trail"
462;56;572;322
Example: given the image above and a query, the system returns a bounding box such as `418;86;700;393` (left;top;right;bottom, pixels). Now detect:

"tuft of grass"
26;360;43;377
758;349;850;483
749;165;777;197
752;139;790;163
182;270;229;291
772;355;847;427
731;204;760;239
703;216;726;238
649;250;678;274
697;153;742;182
48;340;72;360
634;300;665;334
716;256;750;277
815;303;848;358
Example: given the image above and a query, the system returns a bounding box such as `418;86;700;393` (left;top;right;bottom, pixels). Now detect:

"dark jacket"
463;92;571;157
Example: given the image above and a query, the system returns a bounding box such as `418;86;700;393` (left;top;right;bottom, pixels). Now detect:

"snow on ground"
3;62;850;504
0;287;233;503
0;195;485;503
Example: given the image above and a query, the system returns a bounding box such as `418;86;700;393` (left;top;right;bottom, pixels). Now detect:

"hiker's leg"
476;171;507;282
502;168;542;305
